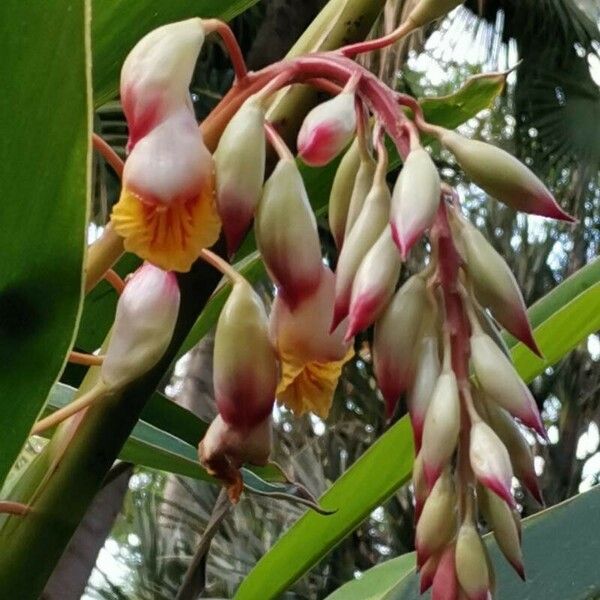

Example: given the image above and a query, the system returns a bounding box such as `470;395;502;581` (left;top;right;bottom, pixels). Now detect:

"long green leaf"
92;0;260;107
234;262;600;598
0;1;90;488
330;484;600;600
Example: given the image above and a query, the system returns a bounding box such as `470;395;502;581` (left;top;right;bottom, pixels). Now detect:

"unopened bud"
413;452;428;521
485;399;543;504
101;264;180;389
298;92;357;166
256;159;322;307
344;153;377;236
390;148;440;258
214;99;266;256
407;328;441;448
471;332;546;439
439;129;574;222
416;470;456;566
407;0;463;28
475;303;511;359
420;553;440;594
470;421;515;507
421;369;461;487
345;226;401;340
213;280;278;430
372;274;429;417
451;212;539;356
329;139;361;249
431;544;459;600
121;18;205;150
332;172;391;332
455;521;490;600
479;487;524;580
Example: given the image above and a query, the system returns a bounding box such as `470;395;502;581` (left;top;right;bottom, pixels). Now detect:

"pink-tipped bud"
407;0;463;28
121;18;205;151
372;274;429;417
345;226;402;340
455;521;490;600
471;332;546;439
421;370;461;488
331;169;390;332
344;154;377;237
101;264;180;390
451;212;540;356
479;487;524;579
431;544;460;600
390;148;440;258
439;129;574;222
407;329;441;449
470;421;515;508
485;400;543;504
416;469;456;567
298;92;357;166
329;139;361;250
214;99;266;256
213;280;278;430
475;303;511;359
256;159;322;307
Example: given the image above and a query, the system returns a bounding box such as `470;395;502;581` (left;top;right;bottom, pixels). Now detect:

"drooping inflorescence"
102;3;577;596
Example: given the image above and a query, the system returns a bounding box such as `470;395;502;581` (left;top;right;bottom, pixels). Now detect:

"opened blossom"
111;18;220;272
270;265;354;418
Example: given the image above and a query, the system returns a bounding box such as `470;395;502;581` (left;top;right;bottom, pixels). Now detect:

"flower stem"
264;122;294;161
338;19;416;58
31;383;108;436
92;133;124;178
68;351;104;367
104;268;125;295
0;502;29;517
199;249;245;286
202;19;248;81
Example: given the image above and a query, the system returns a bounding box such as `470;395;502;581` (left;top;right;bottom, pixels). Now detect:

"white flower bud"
455;520;490;600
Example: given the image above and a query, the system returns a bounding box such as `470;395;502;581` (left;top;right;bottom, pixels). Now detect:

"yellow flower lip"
111;181;221;272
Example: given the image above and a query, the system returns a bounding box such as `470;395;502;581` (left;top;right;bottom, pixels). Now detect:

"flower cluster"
102;7;576;595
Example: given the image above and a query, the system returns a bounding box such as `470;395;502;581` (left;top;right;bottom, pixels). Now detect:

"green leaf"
234;260;600;599
371;484;600;599
419;69;510;131
233;418;415;600
92;0;261;107
325;554;416;600
0;2;90;487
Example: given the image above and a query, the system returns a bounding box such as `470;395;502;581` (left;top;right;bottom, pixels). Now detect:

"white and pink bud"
470;332;546;439
439;129;574;222
255;159;322;307
213;280;278;430
298;92;357;166
214;99;266;256
344;154;377;237
331;165;390;332
415;469;456;567
413;451;428;521
101;263;180;390
470;421;515;508
455;520;491;600
407;326;441;448
431;544;460;600
199;414;272;503
372;274;429;417
120;18;205;151
390;148;440;258
345;226;402;340
421;369;461;487
419;554;440;594
479;487;524;579
451;212;540;356
328;139;361;250
485;400;543;504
